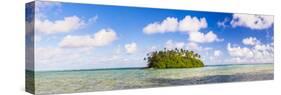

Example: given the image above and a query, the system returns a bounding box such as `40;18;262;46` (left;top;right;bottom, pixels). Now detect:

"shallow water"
33;64;273;94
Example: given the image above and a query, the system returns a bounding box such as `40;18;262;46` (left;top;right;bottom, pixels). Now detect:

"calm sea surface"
34;64;273;94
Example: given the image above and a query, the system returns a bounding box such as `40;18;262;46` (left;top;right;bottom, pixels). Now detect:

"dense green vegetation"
144;48;204;69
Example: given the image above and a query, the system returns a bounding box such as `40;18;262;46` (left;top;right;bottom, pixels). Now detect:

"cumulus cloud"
143;16;207;34
186;42;200;50
231;14;274;30
143;15;222;44
164;40;203;51
124;42;138;54
147;46;158;52
34;47;93;71
227;43;254;58
208;50;224;64
143;17;178;34
242;37;260;45
227;42;273;63
34;1;98;35
59;28;118;48
189;31;223;43
165;40;185;50
35;48;87;64
178;16;207;32
34;2;84;35
214;50;222;57
35;16;85;34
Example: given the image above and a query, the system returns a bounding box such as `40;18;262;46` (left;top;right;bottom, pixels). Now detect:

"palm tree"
144;48;204;68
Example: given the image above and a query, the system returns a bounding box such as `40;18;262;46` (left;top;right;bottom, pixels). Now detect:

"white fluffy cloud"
35;16;85;34
208;50;224;64
143;15;207;34
242;37;260;45
227;42;273;63
34;47;93;71
214;50;222;57
143;16;221;44
143;17;178;34
59;28;118;48
34;2;87;34
227;43;254;58
124;42;138;54
165;40;185;50
164;40;204;51
189;31;222;43
231;14;274;30
178;16;207;32
164;40;206;51
186;42;200;50
35;48;89;64
34;2;97;35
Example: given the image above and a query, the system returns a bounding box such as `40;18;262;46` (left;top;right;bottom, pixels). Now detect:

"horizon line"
27;63;273;72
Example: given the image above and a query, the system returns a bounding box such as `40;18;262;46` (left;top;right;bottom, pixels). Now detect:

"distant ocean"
31;64;273;94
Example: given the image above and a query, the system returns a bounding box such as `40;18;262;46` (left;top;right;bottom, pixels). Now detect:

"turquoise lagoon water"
34;64;273;94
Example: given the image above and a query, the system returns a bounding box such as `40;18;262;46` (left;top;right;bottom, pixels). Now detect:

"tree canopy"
144;48;204;69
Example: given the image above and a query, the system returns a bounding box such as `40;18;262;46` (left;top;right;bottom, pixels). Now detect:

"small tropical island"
144;48;204;69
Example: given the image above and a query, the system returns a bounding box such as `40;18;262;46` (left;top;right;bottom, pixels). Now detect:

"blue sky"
26;1;274;71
